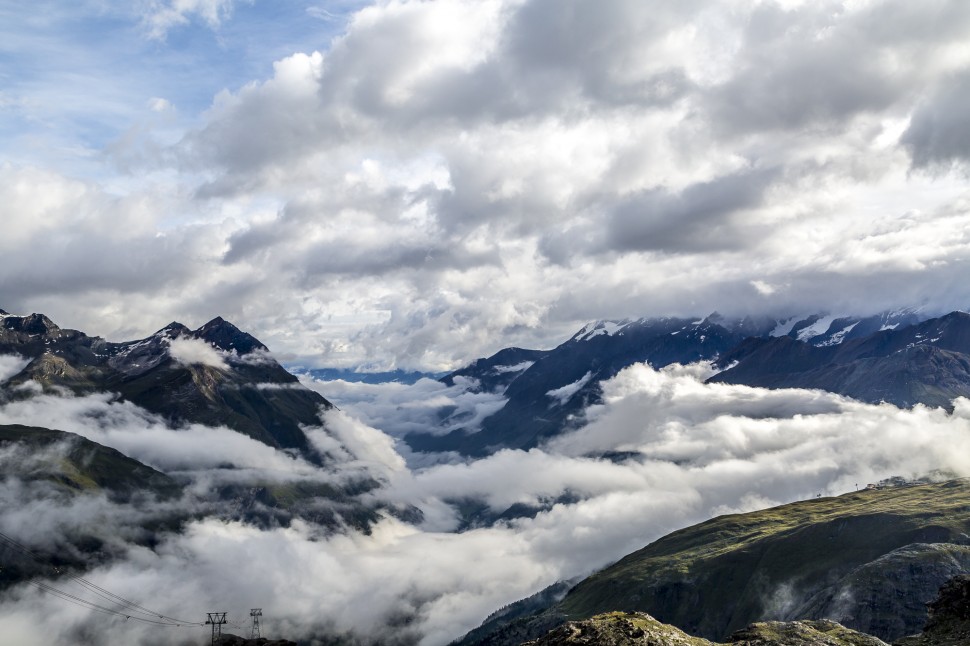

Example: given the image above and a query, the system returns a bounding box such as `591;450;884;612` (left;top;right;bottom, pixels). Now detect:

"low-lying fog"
3;360;970;645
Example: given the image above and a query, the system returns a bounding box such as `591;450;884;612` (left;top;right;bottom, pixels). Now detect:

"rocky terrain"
520;574;970;646
711;312;970;410
896;574;970;645
522;612;888;646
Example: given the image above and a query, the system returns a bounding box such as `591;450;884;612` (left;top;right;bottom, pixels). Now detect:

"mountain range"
0;309;333;458
406;309;970;456
0;310;412;589
5;306;970;645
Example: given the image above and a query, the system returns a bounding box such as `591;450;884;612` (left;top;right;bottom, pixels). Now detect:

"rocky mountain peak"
156;321;191;338
2;312;60;336
195;316;267;354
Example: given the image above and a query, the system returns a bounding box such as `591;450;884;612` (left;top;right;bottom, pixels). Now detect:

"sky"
2;0;970;371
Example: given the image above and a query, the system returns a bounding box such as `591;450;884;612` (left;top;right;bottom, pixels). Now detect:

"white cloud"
0;354;30;384
0;389;316;475
147;96;172;112
546;371;592;406
7;1;970;370
167;336;229;370
301;376;509;440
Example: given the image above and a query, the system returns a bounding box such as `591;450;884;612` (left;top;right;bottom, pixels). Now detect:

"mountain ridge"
0;310;333;457
408;309;970;457
458;479;970;645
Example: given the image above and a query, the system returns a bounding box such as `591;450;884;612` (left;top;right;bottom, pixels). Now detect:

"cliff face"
897;574;970;645
792;543;970;640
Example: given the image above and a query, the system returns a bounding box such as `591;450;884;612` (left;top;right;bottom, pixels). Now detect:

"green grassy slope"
560;481;970;640
0;423;181;500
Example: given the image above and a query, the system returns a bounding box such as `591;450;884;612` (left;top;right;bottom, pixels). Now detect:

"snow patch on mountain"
796;315;839;342
816;321;859;347
770;317;799;337
575;320;630;342
547;372;593;406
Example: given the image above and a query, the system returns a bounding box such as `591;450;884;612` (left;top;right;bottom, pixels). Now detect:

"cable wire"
0;530;205;627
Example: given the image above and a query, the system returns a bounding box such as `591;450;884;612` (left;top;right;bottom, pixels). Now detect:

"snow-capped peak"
574;320;632;342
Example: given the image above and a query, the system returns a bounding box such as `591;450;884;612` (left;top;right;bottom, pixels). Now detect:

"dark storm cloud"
537;167;778;263
707;0;970;135
605;167;779;254
902;71;970;168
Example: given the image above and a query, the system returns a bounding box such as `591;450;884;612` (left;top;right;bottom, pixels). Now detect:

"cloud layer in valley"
5;363;970;644
3;1;970;369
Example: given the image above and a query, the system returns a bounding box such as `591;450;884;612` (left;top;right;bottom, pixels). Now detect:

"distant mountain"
441;346;551;393
0;311;333;458
460;479;970;645
711;311;970;409
406;314;788;456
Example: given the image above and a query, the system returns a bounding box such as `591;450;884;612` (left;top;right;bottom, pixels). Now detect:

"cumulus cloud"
7;1;970;369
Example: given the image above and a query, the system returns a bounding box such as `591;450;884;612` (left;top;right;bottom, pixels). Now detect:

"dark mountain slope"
897;574;970;645
440;346;550;393
0;423;181;501
409;316;774;456
712;312;970;409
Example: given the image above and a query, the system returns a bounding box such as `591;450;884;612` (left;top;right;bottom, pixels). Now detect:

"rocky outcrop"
896;574;970;645
792;543;970;641
520;612;888;646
